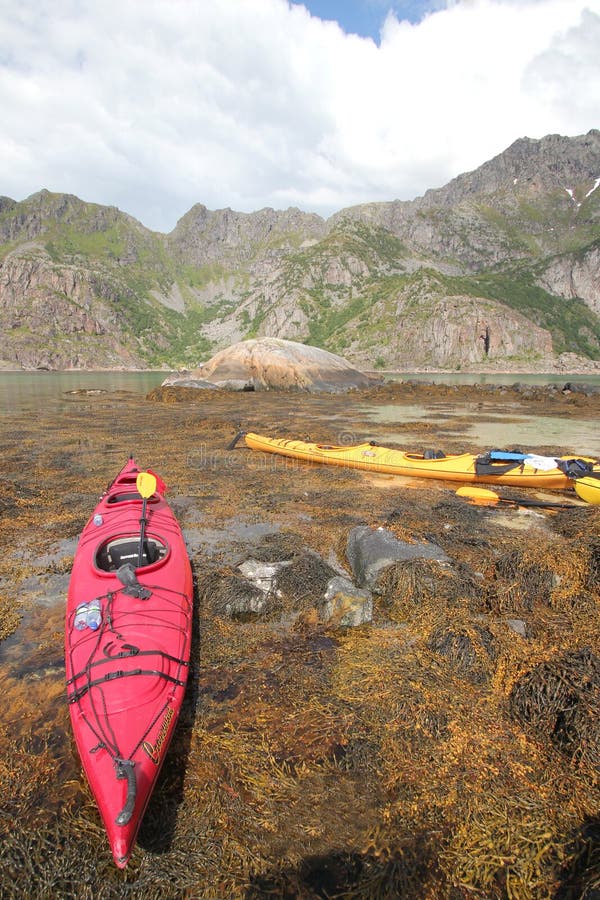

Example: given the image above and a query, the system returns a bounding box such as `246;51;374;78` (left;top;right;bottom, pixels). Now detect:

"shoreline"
2;365;600;378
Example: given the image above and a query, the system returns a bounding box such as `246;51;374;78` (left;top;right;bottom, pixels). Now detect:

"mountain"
1;129;599;371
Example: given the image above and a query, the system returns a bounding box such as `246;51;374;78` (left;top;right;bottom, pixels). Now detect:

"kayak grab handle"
115;759;137;826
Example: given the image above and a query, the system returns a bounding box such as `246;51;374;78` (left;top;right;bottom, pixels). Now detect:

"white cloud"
0;0;598;231
523;7;600;130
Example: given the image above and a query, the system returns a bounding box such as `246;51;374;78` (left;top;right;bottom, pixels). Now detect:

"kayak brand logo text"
142;706;174;765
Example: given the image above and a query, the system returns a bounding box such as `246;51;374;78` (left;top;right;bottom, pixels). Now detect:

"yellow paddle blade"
136;471;157;499
455;486;500;501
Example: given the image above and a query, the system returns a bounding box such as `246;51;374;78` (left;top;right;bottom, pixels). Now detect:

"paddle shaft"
137;497;148;567
456;485;578;509
226;429;246;450
467;495;577;510
135;471;157;567
498;498;577;509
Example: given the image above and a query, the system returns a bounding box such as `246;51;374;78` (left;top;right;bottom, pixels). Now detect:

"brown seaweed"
0;379;599;898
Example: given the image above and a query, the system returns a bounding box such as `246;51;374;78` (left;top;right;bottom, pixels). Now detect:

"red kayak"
65;458;193;868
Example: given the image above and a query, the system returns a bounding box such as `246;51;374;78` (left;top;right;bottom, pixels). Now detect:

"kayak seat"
95;536;167;572
423;449;446;459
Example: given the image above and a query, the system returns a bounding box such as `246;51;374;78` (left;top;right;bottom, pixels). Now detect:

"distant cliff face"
1;130;599;371
538;245;600;315
0;245;143;369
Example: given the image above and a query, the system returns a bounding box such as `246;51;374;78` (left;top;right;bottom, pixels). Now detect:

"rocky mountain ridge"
1;129;599;371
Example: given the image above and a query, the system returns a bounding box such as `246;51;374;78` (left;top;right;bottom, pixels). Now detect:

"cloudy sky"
1;0;599;232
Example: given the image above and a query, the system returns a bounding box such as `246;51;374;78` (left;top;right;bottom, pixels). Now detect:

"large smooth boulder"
163;338;376;392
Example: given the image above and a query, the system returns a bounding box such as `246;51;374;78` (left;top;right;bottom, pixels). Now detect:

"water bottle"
74;603;88;630
86;599;102;630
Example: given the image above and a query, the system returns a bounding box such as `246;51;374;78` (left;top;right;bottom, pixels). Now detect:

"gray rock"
319;576;373;627
237;558;289;595
506;618;527;637
347;525;450;589
160;377;218;389
562;381;600;395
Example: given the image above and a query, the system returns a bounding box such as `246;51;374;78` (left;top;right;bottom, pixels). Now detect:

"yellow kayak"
574;476;600;504
244;432;599;489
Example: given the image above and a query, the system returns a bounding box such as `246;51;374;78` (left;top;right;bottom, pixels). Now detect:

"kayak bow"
574;475;600;505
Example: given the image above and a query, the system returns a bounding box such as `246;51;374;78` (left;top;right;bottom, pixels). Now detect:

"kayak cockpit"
106;491;160;505
95;535;168;572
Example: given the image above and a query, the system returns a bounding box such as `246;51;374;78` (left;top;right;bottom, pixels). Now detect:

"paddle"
136;472;157;566
455;485;580;510
226;427;246;450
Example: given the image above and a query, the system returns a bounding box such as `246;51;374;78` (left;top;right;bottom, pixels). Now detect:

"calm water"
1;370;599;457
0;370;167;414
373;373;600;457
2;370;600;414
365;403;600;457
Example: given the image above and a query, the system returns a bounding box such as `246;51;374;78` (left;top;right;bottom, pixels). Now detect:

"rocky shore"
0;380;599;898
